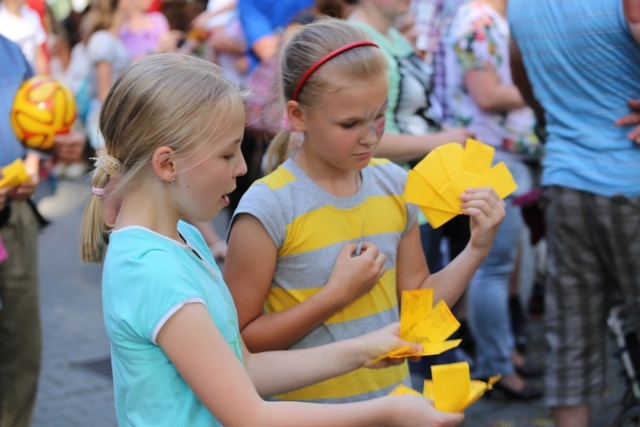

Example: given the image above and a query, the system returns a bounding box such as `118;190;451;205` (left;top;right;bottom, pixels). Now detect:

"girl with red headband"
224;17;505;406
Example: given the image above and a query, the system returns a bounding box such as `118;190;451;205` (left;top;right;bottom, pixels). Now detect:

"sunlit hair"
264;18;387;173
80;53;244;263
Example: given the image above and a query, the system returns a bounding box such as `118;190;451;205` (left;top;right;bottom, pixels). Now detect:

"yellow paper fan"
404;139;518;228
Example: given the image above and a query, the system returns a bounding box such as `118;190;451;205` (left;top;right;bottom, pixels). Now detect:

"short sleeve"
450;9;496;73
389;164;419;236
87;32;117;64
123;252;207;343
238;0;272;47
230;181;288;249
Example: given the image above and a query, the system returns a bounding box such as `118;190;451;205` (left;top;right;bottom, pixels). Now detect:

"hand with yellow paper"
358;322;424;369
0;159;31;189
423;362;500;412
366;289;463;366
404;138;513;229
389;362;500;413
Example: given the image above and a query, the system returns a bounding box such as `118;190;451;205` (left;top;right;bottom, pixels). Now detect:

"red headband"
291;40;379;101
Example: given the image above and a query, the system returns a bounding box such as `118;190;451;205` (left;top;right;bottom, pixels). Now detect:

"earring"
167;178;176;185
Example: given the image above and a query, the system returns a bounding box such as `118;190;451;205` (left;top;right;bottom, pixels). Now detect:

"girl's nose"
235;153;248;178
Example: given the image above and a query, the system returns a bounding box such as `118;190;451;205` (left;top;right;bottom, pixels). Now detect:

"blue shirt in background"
509;0;640;197
0;35;32;167
238;0;314;71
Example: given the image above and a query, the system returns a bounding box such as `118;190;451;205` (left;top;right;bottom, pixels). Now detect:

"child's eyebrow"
361;99;390;120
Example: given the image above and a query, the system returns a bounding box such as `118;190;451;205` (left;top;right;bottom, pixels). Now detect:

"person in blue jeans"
443;0;543;399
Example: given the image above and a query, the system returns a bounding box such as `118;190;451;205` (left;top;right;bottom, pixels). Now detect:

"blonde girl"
224;18;505;404
80;53;464;427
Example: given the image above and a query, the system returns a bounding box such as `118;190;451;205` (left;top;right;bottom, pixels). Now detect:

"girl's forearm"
420;243;487;307
245;336;364;396
241;290;343;352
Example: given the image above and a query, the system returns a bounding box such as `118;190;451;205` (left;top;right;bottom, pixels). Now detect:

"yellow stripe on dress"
265;269;398;324
274;360;409;401
280;195;407;257
257;167;297;190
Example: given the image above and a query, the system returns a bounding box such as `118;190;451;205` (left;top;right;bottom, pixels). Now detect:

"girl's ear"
151;146;176;183
285;100;306;132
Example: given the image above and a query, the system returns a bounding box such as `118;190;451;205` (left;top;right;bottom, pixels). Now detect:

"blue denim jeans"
468;160;532;378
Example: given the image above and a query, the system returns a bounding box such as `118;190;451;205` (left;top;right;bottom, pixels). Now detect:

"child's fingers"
339;242;359;257
461;188;504;217
462;199;505;232
359;241;377;253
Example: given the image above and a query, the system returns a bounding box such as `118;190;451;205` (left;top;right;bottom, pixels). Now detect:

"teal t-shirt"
102;221;243;426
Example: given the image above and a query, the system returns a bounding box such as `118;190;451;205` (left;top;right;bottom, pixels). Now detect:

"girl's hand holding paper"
365;289;463;367
359;322;423;369
390;362;500;412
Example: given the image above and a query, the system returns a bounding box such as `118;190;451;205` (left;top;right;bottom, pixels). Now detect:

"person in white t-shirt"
0;0;48;74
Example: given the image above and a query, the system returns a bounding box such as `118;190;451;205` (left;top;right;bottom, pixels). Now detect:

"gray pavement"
34;179;115;427
32;178;632;426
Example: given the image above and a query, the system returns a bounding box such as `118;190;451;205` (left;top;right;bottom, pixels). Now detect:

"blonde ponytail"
264;130;294;174
78;54;243;263
80;166;111;263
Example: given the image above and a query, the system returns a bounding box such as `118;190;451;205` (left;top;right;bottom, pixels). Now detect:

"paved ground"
31;178;633;426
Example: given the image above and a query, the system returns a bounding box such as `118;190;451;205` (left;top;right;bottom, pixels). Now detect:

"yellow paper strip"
400;289;434;341
477;162;518;199
0;159;30;188
462;139;494;177
432;362;470;412
414;300;460;344
413;151;461;212
405;170;459;213
389;384;423;397
435;143;464;184
466;375;500;407
389;339;462;359
424;365;500;412
421;207;458;229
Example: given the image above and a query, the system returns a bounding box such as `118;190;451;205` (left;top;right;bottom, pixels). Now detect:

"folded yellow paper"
0;159;31;188
365;290;462;366
404;139;518;228
423;362;500;412
389;384;423;397
388;363;499;412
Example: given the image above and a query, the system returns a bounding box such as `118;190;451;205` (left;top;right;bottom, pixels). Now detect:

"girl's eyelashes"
340;121;358;129
339;112;386;130
222;143;242;160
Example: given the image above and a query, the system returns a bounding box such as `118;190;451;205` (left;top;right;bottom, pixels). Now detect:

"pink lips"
354;151;373;160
